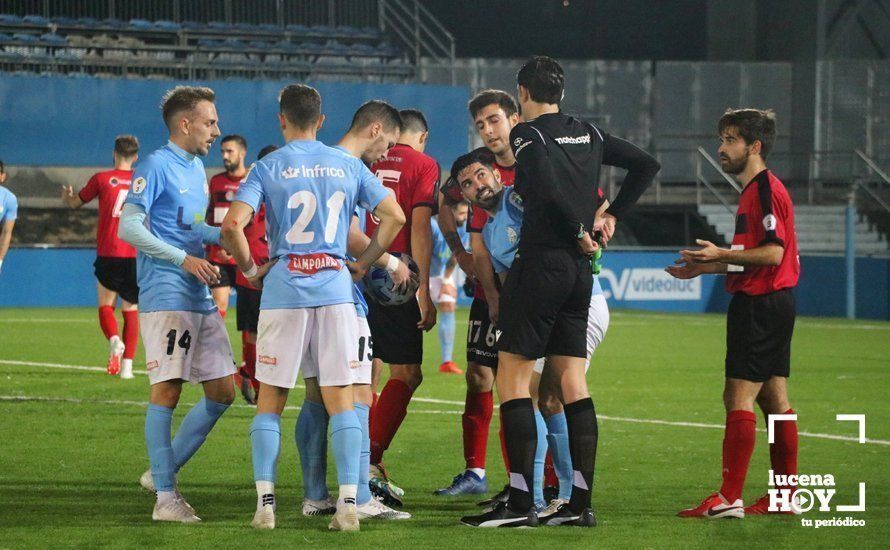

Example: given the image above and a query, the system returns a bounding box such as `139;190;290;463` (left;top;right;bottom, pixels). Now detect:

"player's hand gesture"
665;257;705;280
417;292;437;331
680;239;724;264
60;185;75;201
182;255;221;285
247;259;277;290
594;212;617;244
390;258;418;291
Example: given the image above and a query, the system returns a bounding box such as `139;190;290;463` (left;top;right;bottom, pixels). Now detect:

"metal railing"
854;150;890;214
379;0;455;83
694;147;740;212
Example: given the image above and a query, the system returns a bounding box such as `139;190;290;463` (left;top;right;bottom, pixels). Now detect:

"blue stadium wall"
0;74;470;167
1;249;888;320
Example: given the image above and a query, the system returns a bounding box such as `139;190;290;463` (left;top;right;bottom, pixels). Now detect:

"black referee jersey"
508;112;660;250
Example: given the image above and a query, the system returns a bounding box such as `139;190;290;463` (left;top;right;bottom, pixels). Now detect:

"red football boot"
678;492;744;519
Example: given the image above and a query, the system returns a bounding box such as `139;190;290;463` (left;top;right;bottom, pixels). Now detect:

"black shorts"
466;298;499;368
94;256;139;304
497;247;592;359
235;285;261;333
726;289;796;382
364;292;423;364
209;263;236;288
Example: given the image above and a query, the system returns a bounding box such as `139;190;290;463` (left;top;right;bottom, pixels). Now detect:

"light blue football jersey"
235;140;390;309
352;207;369;318
429;216;468;278
125;142;216;313
0;185;18;223
482;187;602;295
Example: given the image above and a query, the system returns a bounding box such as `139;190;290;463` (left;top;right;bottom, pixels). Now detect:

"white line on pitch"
0;395;461;415
2;358;887;445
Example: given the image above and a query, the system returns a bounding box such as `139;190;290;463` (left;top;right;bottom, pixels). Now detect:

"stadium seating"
698;204;889;254
0;13;408;81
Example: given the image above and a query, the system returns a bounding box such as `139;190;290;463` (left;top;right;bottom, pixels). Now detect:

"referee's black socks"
565;397;598;513
500;398;537;513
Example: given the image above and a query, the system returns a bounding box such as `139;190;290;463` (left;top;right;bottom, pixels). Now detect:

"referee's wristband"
241;262;258;279
384;254;401;274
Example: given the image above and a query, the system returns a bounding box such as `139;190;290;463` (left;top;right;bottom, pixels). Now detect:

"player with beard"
672;109;800;519
206;134;249;318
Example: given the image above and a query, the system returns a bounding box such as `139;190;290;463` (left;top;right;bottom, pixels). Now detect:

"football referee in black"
462;56;660;528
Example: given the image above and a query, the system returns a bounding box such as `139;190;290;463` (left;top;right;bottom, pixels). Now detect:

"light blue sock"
145;404;175;492
295;399;330;501
250;413;281;482
171;397;229;472
354;403;372;505
330;409;362;491
533;409;548;507
438;310;455;363
545;412;573;501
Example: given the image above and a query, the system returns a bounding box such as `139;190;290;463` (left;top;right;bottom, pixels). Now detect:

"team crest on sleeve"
763;214;777;231
132;177;146;194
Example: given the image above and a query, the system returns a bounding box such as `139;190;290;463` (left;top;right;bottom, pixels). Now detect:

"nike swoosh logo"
707;506;742;516
179;187;189;194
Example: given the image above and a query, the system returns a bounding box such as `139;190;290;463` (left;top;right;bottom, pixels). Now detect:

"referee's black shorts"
94;256;139;304
364;292;423;365
497;247;592;360
725;288;796;382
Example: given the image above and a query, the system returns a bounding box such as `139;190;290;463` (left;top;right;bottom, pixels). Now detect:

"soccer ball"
363;253;420;306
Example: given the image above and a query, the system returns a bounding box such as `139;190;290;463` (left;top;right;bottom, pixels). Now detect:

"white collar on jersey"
166;140;196;163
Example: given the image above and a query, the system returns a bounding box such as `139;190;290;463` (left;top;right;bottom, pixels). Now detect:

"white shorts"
430;275;457;304
301;314;372;385
141;310;235;385
533;293;610;374
257;304;359;389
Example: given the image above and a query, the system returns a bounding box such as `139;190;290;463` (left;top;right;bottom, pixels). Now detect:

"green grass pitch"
0;306;887;548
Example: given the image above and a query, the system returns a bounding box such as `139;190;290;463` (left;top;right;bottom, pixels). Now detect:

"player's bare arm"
350;194;405;281
681;239;784;267
220;200;274;289
347;216;414;289
437;193;474;278
471;233;500;324
60;185;85;208
411;204;437;331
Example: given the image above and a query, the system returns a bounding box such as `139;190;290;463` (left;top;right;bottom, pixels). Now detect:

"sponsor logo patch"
146;360;159;371
349;361;360;370
554;134;591;145
258;355;277;366
286;253;343;276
